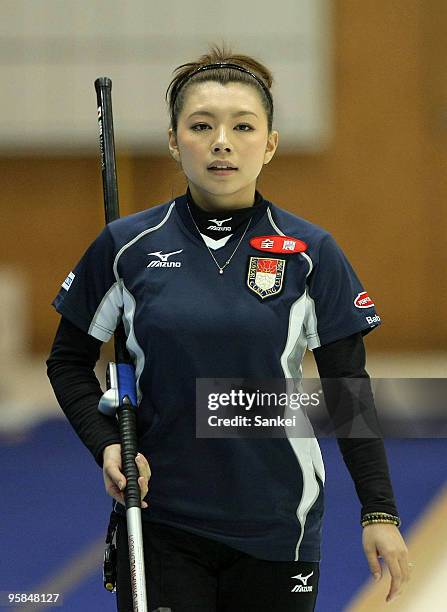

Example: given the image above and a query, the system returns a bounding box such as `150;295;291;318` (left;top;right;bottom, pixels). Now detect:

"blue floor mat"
0;419;445;611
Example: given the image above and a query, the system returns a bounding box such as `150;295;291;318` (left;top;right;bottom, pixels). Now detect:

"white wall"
0;0;334;154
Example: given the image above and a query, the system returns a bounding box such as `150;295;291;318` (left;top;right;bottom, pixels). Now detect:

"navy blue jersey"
52;191;381;561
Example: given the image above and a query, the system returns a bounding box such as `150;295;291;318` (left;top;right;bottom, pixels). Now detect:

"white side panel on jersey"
88;281;123;342
300;290;325;484
279;291;324;561
304;291;322;350
101;200;175;403
122;283;146;405
309;438;325;485
280;292;307;382
266;207;325;491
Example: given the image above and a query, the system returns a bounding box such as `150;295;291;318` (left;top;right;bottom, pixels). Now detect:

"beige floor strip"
345;482;447;612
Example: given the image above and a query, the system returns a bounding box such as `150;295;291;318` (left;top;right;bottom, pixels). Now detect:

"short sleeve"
51;226;123;342
304;234;382;350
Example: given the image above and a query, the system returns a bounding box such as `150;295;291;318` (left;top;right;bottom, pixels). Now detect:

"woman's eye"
191;123;253;132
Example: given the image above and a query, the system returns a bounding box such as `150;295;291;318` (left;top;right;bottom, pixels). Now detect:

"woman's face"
168;81;279;211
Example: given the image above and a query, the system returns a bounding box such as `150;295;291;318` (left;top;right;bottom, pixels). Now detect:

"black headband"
171;62;273;112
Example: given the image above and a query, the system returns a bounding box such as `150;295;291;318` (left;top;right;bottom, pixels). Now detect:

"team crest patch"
247;257;286;299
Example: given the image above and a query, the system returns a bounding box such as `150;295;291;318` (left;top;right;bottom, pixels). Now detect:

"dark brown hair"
165;42;275;135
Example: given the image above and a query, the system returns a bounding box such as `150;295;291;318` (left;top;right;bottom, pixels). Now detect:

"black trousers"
115;514;319;612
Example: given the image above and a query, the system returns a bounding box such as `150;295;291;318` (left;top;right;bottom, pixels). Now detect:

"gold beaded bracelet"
361;512;401;528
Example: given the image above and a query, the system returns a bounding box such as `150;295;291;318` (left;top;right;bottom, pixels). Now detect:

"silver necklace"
187;203;252;274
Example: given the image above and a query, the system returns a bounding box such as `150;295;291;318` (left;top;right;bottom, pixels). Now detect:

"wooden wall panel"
0;0;446;354
420;0;447;350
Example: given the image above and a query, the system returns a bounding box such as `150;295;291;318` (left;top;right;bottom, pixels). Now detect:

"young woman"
47;44;412;611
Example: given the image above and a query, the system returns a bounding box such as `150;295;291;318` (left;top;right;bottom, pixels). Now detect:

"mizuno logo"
147;250;183;261
207;217;232;231
290;571;314;593
147;249;183;268
209;218;232;226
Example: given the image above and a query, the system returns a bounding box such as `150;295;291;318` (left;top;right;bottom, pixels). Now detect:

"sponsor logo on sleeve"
366;314;381;325
62;271;75;291
354;291;374;309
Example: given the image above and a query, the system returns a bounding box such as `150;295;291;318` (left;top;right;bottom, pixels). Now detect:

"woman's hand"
362;523;412;603
102;443;151;509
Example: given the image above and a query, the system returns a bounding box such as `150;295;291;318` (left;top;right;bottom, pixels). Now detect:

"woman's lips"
208;168;238;175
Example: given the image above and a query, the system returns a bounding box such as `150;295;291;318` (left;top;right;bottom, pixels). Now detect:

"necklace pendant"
219;268;223;274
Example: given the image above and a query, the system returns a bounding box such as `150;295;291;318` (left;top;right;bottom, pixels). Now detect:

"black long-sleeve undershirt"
46;317;399;522
46;317;121;467
313;333;399;519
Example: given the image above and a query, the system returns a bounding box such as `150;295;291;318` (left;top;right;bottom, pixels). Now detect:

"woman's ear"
264;130;279;165
168;128;180;162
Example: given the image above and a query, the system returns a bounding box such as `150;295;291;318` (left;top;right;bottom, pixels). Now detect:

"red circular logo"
354;291;374;309
250;235;308;254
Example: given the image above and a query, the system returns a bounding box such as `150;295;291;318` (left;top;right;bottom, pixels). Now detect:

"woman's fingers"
108;465;126;491
103;453;151;509
108;480;126;505
136;453;151;478
385;554;402;603
136;453;151;508
103;464;126;505
138;476;148;508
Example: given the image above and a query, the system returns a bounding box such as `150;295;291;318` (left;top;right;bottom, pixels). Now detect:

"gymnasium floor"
0;352;446;611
